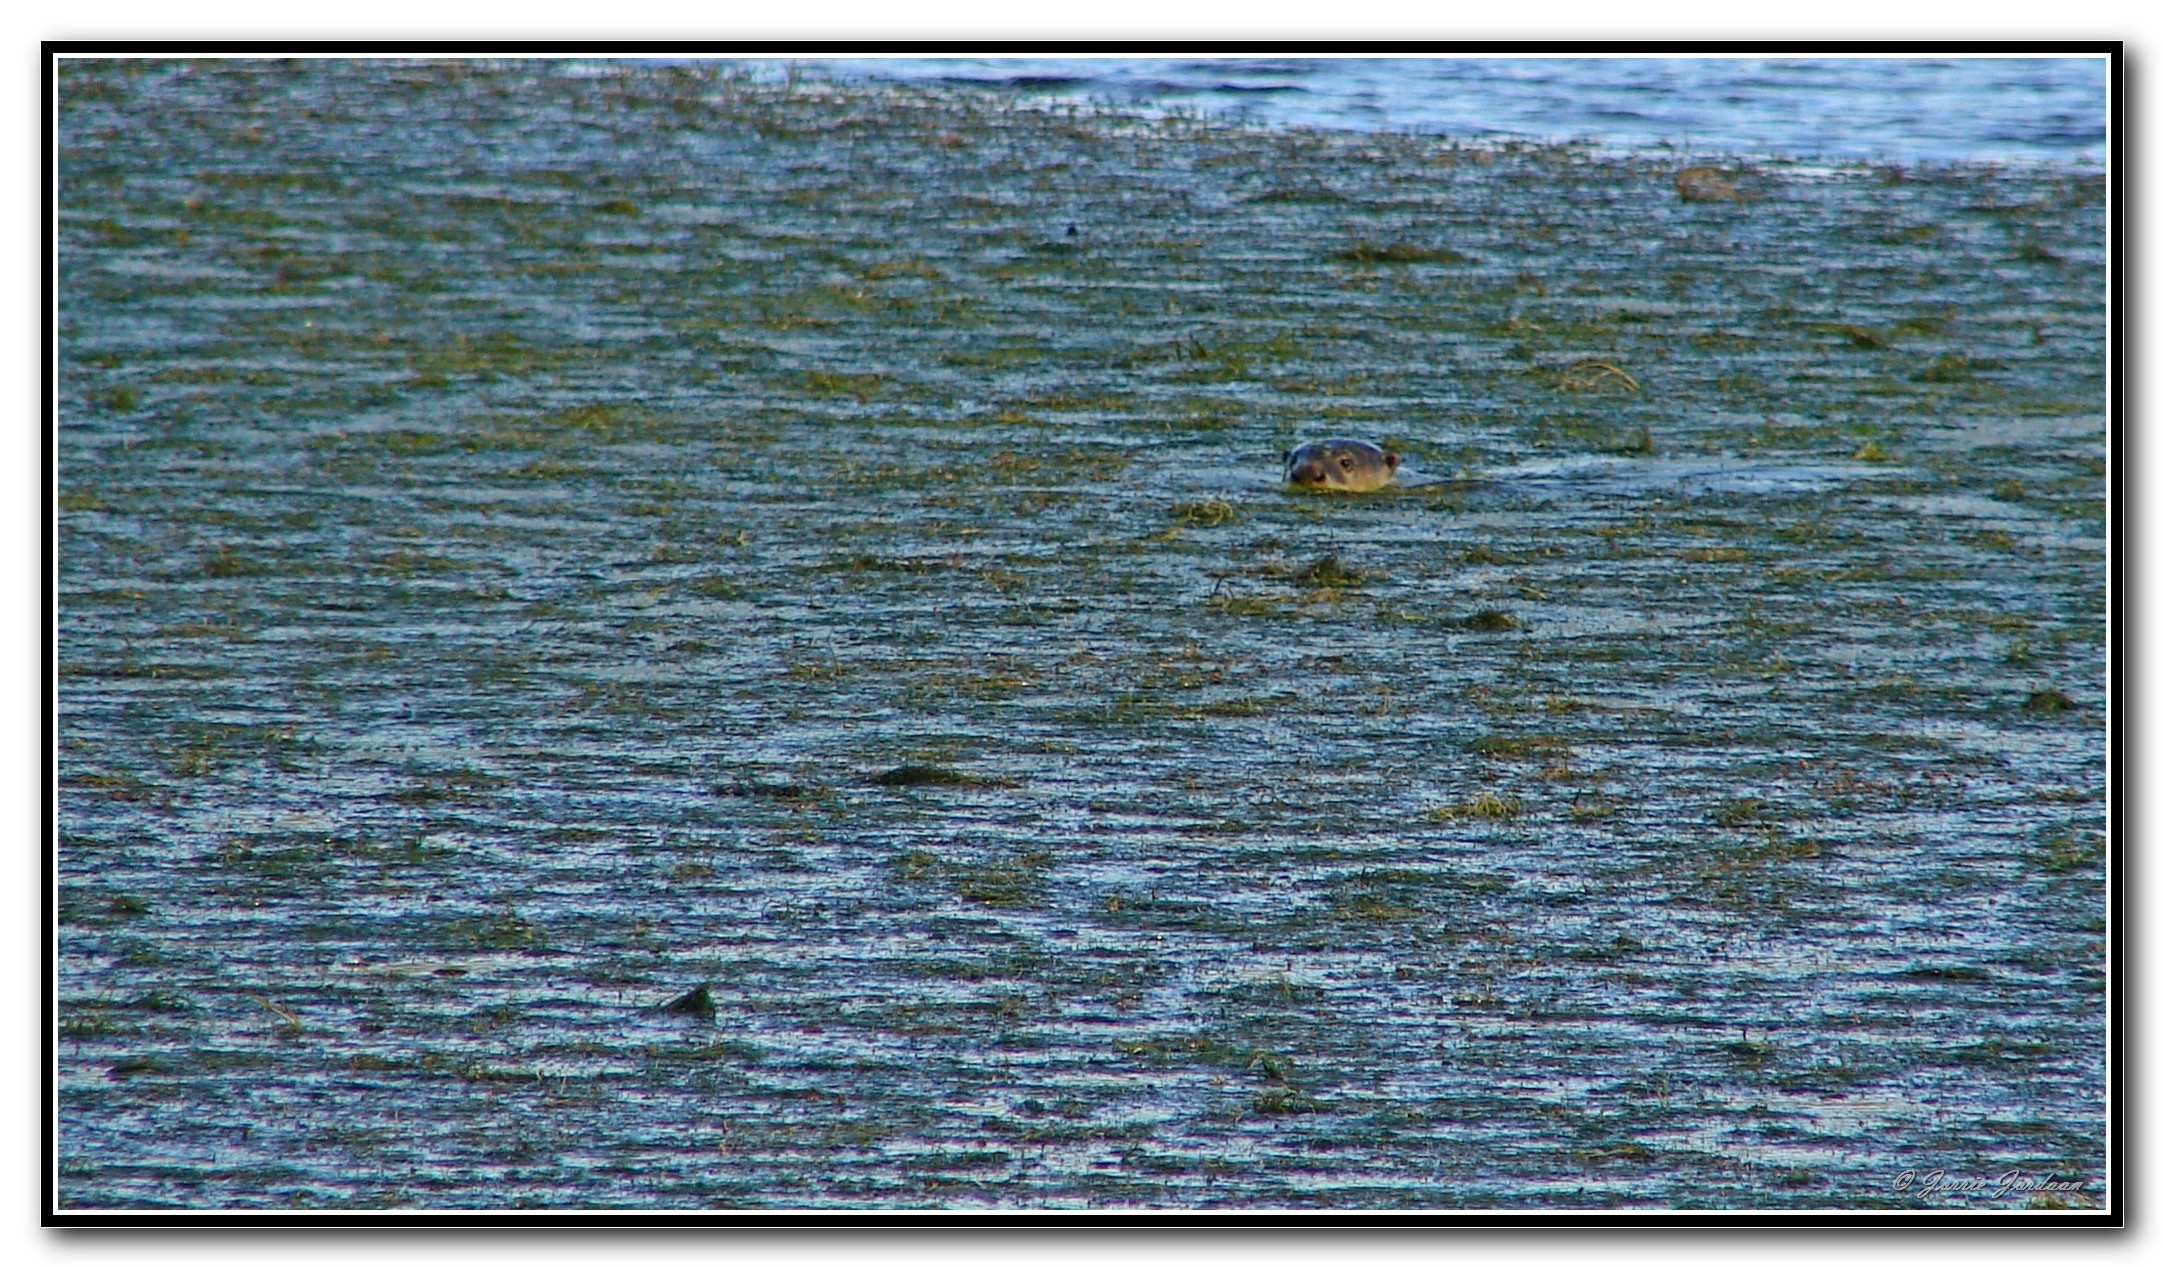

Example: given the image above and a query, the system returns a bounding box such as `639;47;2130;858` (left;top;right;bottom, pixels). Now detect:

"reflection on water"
806;56;2110;164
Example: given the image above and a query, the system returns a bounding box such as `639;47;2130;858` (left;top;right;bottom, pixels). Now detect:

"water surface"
55;58;2108;1212
810;56;2110;164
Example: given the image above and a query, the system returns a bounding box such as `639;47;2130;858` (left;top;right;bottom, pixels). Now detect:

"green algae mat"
54;59;2110;1211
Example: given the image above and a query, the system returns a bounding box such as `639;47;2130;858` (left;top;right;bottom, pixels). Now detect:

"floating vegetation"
714;779;816;801
656;985;717;1019
1468;735;1574;760
1251;1088;1325;1115
1459;609;1521;632
1554;358;1641;393
1170;498;1239;527
1331;240;1473;265
891;847;1050;908
1429;792;1524;821
871;764;973;788
1293;553;1378;587
1824;324;1892;350
1674;166;1747;202
2037;831;2104;874
1918;352;2000;382
1567;794;1621;822
2023;688;2078;714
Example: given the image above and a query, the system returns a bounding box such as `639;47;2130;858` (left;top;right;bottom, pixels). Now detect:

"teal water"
54;58;2109;1213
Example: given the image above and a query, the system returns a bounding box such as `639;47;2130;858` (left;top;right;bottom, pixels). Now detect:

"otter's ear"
1383;451;1400;471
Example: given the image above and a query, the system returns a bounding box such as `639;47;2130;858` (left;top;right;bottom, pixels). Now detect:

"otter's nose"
1290;461;1327;484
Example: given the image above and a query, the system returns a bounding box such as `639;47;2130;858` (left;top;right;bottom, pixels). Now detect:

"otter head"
1282;438;1401;492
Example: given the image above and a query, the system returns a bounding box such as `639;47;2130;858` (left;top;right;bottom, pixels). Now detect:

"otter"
1283;438;1400;492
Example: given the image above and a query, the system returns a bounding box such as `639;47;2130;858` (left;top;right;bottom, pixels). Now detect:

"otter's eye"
1338;456;1353;469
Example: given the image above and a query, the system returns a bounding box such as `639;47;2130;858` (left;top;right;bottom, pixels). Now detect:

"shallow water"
54;59;2108;1212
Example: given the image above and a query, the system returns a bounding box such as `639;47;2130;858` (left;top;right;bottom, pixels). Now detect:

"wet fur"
1283;438;1401;492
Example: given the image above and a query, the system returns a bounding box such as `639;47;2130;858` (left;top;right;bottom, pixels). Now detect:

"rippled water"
54;58;2109;1214
807;56;2110;164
